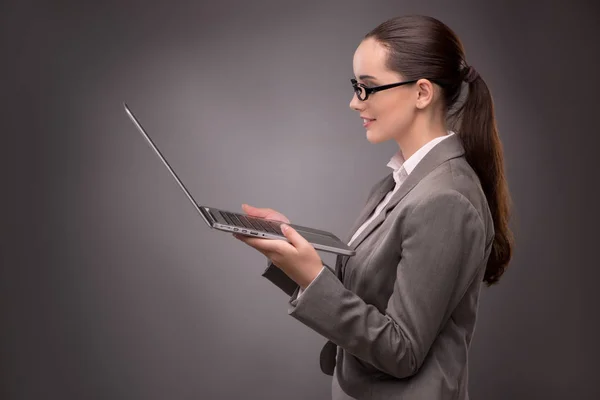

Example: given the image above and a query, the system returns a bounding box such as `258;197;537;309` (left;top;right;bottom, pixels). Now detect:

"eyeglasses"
351;78;418;101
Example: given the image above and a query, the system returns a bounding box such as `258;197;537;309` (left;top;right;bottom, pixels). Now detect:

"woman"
233;14;513;400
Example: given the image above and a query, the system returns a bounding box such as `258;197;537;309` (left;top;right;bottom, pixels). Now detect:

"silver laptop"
123;103;356;256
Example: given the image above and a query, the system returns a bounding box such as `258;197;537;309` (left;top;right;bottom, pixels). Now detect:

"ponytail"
452;70;514;286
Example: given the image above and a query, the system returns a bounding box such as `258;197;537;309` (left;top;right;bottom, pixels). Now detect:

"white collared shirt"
298;131;456;298
348;131;455;246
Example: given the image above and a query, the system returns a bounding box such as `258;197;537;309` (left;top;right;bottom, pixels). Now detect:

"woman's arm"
285;190;488;379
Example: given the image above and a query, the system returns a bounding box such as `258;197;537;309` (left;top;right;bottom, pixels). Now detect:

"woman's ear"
415;79;434;109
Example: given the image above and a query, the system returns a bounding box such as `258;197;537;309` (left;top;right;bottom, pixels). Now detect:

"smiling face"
349;37;430;146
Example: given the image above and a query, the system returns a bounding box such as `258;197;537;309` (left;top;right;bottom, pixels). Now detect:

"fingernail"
281;224;288;233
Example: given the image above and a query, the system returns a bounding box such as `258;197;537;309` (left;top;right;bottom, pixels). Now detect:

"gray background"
2;0;599;399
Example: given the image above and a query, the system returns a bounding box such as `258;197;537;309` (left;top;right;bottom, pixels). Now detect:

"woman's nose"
349;94;365;111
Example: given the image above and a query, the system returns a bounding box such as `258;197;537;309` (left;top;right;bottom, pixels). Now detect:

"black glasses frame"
351;78;444;101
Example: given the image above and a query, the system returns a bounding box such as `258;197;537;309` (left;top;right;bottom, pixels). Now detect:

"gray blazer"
262;134;495;400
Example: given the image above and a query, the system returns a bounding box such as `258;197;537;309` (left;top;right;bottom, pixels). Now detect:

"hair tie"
463;65;479;83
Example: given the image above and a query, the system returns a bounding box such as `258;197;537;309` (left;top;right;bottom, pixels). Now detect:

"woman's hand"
234;204;323;289
240;204;290;224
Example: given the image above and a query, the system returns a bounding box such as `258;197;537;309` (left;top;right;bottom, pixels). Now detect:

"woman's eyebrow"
358;74;378;84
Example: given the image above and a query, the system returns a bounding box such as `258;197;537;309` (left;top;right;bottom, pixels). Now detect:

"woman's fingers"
242;204;269;216
242;204;290;223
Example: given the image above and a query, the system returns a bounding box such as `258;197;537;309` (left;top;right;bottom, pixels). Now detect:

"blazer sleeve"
262;259;332;297
285;191;488;379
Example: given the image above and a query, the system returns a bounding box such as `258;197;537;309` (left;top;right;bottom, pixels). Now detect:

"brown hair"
366;15;514;286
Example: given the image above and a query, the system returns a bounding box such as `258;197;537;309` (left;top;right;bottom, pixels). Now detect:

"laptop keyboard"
219;211;283;234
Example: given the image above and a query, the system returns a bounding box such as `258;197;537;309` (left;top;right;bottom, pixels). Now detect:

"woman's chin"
366;129;385;143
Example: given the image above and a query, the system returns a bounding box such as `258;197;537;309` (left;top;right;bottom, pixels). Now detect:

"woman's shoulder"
408;157;494;235
416;157;485;202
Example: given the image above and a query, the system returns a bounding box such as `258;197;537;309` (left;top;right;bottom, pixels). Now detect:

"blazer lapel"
344;173;395;244
343;134;466;260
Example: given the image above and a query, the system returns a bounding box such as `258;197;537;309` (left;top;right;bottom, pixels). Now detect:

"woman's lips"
362;118;376;128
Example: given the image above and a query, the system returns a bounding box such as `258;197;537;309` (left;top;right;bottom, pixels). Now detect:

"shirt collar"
387;131;455;184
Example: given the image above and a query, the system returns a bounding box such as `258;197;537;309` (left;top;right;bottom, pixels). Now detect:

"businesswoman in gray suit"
233;14;514;400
